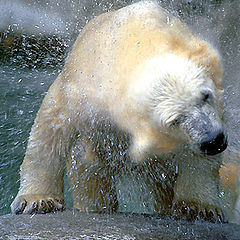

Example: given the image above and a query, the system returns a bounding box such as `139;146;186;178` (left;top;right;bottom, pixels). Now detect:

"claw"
15;200;27;215
189;208;197;220
47;200;54;210
216;208;223;222
54;198;65;211
199;210;204;219
55;198;64;205
32;201;38;210
181;205;188;215
41;200;47;208
207;210;214;221
172;200;227;223
29;201;38;214
38;200;48;213
11;195;65;215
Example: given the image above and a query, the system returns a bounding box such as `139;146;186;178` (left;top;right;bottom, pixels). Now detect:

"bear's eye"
203;93;209;101
169;118;181;128
201;90;213;103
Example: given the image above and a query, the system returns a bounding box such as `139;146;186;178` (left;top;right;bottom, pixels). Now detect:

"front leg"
11;83;72;214
68;137;118;213
11;151;65;214
172;152;227;222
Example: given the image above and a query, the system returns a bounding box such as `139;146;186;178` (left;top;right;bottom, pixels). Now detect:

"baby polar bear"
11;1;228;222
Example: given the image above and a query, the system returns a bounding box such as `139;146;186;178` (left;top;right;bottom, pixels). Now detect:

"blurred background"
0;0;240;217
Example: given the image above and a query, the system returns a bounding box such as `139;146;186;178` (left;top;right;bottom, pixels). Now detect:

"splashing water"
0;1;240;226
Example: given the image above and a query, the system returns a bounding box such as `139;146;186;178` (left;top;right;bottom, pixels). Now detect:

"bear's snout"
200;131;227;155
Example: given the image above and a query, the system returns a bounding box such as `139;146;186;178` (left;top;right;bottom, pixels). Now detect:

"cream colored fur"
11;1;229;221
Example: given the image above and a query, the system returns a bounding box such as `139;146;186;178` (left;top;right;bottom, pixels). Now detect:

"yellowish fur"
11;1;229;221
220;150;240;223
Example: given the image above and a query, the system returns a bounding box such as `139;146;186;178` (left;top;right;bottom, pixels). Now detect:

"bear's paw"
11;194;64;214
172;200;228;223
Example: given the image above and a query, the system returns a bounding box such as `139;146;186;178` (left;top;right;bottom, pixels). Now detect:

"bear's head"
141;54;227;156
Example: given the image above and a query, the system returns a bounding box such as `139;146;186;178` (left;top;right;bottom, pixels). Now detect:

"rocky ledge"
0;210;240;240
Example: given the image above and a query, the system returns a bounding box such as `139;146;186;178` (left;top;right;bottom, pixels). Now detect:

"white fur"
129;54;216;129
11;1;227;222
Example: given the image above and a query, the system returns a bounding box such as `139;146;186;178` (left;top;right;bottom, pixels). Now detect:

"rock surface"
0;210;240;240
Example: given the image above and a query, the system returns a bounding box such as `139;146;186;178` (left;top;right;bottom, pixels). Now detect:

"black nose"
200;131;227;155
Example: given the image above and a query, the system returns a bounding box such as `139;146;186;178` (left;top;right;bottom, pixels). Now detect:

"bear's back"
61;0;222;129
63;1;193;101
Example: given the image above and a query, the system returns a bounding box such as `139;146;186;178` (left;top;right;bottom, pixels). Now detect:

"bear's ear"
216;88;224;116
206;48;223;91
216;89;224;100
188;39;223;91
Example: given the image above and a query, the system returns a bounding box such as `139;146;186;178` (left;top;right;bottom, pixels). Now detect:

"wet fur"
12;1;227;222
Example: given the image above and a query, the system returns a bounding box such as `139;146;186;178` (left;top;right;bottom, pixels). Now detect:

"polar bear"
11;1;228;222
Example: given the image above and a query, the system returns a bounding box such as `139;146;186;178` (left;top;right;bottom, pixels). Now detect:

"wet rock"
0;210;240;240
